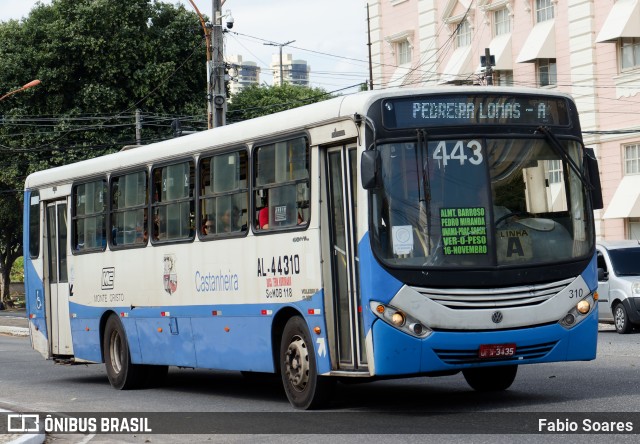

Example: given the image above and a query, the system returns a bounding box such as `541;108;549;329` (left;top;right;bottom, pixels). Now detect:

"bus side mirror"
361;150;381;190
584;148;603;210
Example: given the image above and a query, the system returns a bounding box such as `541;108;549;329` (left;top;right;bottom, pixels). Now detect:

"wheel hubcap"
615;308;625;331
284;335;309;392
110;331;123;374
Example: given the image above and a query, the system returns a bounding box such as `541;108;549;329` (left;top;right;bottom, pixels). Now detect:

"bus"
23;86;603;409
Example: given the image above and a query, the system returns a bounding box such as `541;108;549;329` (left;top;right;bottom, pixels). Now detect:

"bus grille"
433;341;557;365
411;278;574;309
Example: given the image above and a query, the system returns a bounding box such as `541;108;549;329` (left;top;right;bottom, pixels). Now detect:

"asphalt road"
1;312;640;443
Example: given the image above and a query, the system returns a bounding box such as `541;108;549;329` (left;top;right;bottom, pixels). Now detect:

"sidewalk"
0;309;28;337
0;310;42;443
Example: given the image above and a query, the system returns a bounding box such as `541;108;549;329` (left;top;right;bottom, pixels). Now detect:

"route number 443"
433;140;483;166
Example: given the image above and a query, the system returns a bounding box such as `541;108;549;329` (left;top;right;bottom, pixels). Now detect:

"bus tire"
103;315;142;390
463;365;517;391
279;316;333;409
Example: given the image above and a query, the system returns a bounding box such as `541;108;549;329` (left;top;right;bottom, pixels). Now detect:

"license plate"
478;343;516;359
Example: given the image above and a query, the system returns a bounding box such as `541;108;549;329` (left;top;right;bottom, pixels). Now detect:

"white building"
270;54;310;87
226;55;261;98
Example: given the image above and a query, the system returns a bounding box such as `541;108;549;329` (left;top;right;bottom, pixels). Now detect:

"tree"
227;83;333;122
0;0;208;302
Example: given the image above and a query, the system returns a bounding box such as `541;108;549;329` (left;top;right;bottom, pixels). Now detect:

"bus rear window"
29;192;40;258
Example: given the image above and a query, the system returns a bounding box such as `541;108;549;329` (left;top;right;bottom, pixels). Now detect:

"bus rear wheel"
104;315;143;390
279;316;333;409
463;365;518;391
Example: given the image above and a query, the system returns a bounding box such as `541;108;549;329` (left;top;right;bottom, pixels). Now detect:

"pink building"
370;0;640;240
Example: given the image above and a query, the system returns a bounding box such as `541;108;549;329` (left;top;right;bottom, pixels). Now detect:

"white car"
596;241;640;334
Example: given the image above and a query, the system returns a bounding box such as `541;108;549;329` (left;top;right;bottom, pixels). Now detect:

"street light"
0;79;41;102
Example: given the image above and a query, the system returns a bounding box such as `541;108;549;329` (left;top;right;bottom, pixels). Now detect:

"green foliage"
10;257;23;283
227;83;332;122
0;0;208;299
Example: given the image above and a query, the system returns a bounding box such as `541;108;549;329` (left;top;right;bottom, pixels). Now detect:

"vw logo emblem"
491;311;503;324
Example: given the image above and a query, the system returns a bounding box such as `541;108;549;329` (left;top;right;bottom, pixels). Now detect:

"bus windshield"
370;136;592;268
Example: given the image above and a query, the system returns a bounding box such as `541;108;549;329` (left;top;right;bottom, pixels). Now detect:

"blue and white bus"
24;87;603;409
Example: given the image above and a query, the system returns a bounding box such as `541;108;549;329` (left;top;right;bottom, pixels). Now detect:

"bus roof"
24;86;574;190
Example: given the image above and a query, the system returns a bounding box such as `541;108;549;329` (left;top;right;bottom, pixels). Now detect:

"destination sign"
381;94;570;128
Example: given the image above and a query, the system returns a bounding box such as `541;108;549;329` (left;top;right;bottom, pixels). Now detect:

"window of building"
199;149;248;237
254;136;310;231
72;179;107;253
629;218;640;240
495;70;514;86
625;143;640;174
547;159;562;184
536;0;554;23
151;160;195;242
621;38;640;70
397;40;411;65
111;171;148;247
456;20;472;48
537;58;557;87
494;8;511;36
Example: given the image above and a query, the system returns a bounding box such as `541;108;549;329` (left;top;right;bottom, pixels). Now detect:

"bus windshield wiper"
536;126;594;190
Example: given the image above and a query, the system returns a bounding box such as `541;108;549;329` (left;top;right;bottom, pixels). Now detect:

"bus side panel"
136;317;198;367
192;315;274;372
24;256;49;358
23;191;49;359
69;314;102;363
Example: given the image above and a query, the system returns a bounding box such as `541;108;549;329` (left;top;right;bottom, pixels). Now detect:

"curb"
6;434;45;444
0;410;45;444
0;326;29;337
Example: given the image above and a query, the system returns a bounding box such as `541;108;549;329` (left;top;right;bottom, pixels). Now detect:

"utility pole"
188;0;230;128
212;0;226;127
367;4;374;90
483;48;494;86
135;109;142;145
265;40;295;86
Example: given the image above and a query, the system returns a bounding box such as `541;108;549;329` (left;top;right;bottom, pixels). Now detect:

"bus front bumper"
370;308;598;376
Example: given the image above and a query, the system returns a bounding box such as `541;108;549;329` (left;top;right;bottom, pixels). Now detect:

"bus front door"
325;144;367;372
45;200;74;357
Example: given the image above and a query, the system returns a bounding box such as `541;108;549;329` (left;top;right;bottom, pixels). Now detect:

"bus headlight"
576;300;590;314
370;301;432;338
559;294;595;329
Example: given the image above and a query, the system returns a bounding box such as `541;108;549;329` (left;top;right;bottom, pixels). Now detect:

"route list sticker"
440;207;488;255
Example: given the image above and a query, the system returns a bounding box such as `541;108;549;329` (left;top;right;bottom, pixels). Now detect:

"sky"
0;0;370;93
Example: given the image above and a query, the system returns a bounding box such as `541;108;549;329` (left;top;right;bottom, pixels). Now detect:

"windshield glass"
370;137;592;268
607;248;640;276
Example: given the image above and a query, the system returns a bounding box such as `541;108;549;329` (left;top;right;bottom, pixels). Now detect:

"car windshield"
607;248;640;276
370;137;593;268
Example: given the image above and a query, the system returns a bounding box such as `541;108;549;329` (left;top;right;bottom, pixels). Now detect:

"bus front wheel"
463;365;518;391
103;315;142;390
279;316;334;409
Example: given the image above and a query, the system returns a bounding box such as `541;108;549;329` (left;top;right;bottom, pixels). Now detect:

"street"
1;315;640;442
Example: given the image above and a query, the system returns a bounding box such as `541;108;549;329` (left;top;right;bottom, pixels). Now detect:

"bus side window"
199;150;248;237
151;161;195;242
254;136;309;231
